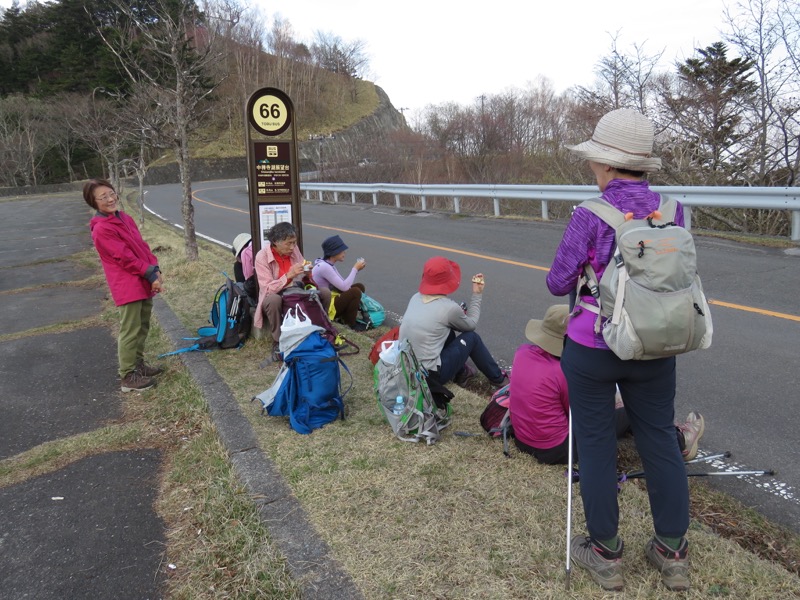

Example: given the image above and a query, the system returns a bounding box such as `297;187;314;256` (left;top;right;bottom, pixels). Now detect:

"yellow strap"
328;290;340;319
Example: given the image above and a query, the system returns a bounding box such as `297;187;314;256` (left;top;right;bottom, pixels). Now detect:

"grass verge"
142;213;800;599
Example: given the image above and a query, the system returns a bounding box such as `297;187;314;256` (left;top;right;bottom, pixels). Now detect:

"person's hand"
288;263;305;279
151;279;165;294
471;273;485;294
355;257;366;271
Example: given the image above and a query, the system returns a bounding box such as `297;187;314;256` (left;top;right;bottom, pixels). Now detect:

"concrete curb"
152;296;364;600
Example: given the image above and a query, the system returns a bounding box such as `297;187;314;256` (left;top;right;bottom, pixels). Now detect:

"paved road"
143;179;800;534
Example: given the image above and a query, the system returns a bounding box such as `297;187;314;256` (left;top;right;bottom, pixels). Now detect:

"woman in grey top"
399;256;508;388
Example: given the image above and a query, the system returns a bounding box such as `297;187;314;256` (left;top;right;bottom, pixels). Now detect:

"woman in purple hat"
399;256;507;390
311;234;367;329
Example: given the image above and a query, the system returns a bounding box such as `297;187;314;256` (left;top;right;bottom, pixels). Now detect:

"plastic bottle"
392;395;404;416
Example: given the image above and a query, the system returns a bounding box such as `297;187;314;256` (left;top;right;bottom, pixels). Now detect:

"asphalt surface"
0;195;360;600
0;196;166;599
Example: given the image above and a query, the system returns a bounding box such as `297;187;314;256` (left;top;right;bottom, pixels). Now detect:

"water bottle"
392;395;404;416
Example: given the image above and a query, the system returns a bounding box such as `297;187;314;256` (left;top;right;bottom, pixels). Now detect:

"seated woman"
231;232;258;305
311;234;367;328
232;232;254;283
253;222;330;360
510;305;705;465
398;256;507;390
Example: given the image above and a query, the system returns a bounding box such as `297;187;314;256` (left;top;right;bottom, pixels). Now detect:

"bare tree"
724;0;800;186
95;0;227;260
67;89;129;192
0;94;53;186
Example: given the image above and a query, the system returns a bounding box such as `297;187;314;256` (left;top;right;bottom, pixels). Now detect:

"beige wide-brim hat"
566;108;662;173
525;304;570;357
232;233;251;257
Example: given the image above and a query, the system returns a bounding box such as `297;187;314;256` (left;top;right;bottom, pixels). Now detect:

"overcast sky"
258;0;732;117
1;0;733;116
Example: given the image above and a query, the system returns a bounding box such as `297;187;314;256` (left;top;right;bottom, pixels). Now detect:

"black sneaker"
570;535;624;591
453;364;476;388
645;536;690;591
489;369;510;389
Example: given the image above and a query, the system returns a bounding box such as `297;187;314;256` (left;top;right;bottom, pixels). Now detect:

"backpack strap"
575;198;627;334
578;197;627;228
657;195;678;223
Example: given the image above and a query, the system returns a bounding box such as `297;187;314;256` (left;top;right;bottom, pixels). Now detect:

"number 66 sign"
247;88;293;136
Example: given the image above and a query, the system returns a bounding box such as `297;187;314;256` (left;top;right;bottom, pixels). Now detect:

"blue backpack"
357;293;385;329
254;331;353;434
160;277;252;356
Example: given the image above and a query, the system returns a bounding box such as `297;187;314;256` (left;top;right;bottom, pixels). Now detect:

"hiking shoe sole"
121;381;156;392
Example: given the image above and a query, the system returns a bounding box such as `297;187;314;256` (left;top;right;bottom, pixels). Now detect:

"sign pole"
244;87;302;255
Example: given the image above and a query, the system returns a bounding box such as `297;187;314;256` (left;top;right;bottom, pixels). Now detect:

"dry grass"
143;214;800;599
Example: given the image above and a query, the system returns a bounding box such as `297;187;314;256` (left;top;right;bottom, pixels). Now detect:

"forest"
1;0;799;244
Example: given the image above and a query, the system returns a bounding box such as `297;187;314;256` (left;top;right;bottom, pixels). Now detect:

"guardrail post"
395;193;401;208
372;192;378;206
305;190;311;201
317;191;323;202
454;197;461;214
684;206;692;231
351;192;356;204
542;200;549;221
333;191;339;204
493;197;500;216
421;195;427;211
792;210;800;241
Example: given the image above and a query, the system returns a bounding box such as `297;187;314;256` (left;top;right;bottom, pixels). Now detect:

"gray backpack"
577;196;713;360
373;339;451;445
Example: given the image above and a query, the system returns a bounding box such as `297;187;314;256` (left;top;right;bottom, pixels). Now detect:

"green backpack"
577;196;713;360
373;339;451;445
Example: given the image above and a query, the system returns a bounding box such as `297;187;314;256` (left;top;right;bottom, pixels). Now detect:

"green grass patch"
142;214;800;599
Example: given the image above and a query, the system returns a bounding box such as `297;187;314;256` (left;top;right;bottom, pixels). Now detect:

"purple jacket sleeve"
546;208;596;296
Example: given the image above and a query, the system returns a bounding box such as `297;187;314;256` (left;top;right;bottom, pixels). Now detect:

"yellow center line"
191;189;800;321
309;223;548;271
707;299;800;322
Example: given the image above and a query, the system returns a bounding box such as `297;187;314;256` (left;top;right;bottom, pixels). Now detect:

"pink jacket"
254;244;305;328
508;344;570;449
90;211;159;306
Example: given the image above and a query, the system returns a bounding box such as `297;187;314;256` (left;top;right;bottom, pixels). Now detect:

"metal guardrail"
300;182;800;241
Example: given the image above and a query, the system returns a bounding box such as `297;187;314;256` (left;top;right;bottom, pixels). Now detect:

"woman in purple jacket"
311;234;366;328
547;109;699;592
84;179;164;392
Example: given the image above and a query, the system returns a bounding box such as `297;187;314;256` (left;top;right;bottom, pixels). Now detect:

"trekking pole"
624;469;774;480
565;409;573;591
685;451;731;464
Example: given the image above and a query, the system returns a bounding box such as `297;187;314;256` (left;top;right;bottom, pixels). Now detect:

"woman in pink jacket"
84;179;164;392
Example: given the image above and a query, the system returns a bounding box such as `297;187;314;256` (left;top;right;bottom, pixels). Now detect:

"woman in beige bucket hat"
546;108;703;592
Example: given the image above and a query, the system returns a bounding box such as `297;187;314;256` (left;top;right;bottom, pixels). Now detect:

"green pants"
118;298;153;378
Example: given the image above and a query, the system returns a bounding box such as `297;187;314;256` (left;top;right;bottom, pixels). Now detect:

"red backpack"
368;325;400;365
281;288;359;355
480;383;514;456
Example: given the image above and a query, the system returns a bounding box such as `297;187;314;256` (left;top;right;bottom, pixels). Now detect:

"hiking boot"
453;364;476;388
570;535;624;591
121;371;155;392
136;360;164;377
646;536;690;591
489;369;510;390
678;411;705;461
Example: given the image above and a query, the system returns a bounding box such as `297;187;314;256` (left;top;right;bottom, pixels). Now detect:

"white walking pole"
565;408;573;591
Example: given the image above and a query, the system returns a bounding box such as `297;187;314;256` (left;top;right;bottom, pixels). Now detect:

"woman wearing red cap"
399;256;507;390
